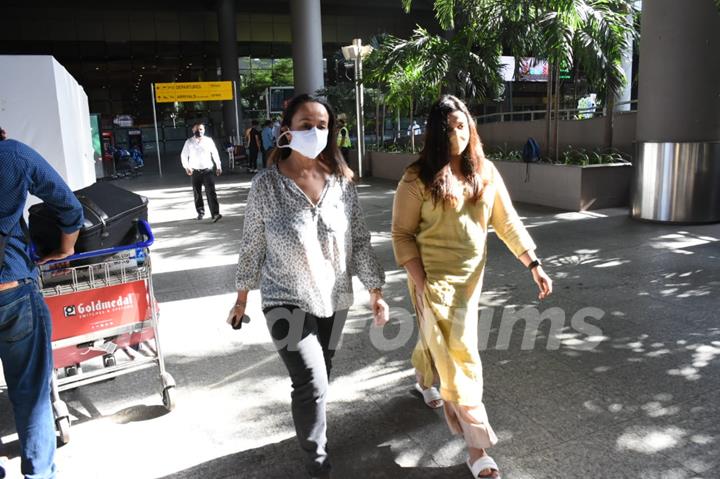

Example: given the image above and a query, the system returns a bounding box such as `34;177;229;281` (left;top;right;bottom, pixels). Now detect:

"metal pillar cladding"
353;38;366;178
217;0;242;140
633;0;720;223
290;0;325;96
150;84;162;177
632;142;720;223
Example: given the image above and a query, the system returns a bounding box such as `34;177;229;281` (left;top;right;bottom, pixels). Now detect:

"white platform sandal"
467;455;501;478
414;383;444;409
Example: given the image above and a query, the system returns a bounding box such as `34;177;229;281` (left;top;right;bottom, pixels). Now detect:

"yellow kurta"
392;161;536;407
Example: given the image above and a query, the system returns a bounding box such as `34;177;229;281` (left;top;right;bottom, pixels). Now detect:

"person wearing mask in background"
261;120;275;168
336;118;351;164
230;95;389;479
0;131;84;479
392;96;552;479
181;123;223;223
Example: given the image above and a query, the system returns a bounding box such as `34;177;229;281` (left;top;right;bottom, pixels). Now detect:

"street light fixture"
342;38;373;178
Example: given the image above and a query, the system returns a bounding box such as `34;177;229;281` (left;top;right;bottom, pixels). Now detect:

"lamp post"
342;38;373;178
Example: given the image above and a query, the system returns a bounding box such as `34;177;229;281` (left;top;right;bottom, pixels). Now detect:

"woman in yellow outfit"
391;95;552;479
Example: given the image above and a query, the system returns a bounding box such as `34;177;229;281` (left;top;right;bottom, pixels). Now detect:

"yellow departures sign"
155;81;233;103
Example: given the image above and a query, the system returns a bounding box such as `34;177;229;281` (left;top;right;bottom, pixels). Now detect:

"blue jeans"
0;279;56;479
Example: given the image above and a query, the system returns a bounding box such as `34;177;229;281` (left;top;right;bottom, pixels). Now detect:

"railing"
476;100;638;124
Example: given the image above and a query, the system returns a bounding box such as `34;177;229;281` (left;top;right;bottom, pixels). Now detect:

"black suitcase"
29;182;148;257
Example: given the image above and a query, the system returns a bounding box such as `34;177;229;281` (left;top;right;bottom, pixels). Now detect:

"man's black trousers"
192;168;219;217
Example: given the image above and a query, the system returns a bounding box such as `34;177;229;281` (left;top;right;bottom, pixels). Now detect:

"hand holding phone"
227;303;251;330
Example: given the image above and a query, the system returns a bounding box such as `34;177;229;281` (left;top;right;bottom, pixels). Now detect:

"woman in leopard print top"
230;94;389;479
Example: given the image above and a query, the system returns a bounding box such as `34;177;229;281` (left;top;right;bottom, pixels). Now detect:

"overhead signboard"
154;81;233;103
518;58;549;82
499;57;551;82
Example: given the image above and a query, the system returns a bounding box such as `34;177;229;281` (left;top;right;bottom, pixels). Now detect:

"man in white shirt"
407;120;422;136
180;123;223;222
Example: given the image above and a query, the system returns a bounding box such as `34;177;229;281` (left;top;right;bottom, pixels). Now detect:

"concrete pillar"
632;0;720;223
290;0;325;96
216;0;242;142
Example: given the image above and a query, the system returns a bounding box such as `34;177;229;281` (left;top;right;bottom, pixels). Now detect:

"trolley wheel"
162;386;176;411
64;364;81;377
56;417;70;445
103;354;116;368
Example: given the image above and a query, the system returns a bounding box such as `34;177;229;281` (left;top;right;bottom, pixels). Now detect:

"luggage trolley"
37;220;175;444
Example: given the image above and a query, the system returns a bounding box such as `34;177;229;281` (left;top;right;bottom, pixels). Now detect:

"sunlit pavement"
1;169;719;478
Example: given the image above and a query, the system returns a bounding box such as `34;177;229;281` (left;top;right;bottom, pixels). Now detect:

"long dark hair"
268;94;353;180
408;95;487;205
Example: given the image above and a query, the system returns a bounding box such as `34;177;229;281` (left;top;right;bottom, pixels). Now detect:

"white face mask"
449;131;469;156
278;127;329;159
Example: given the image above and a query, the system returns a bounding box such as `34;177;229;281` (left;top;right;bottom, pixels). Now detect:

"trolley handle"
34;219;155;265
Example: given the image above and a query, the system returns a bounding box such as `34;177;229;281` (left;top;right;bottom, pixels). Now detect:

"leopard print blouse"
235;165;385;318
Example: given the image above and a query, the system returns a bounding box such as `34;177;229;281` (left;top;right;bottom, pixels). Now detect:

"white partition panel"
0;55;95;191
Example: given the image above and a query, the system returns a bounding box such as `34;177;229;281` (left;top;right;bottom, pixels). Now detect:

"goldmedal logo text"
64;294;134;317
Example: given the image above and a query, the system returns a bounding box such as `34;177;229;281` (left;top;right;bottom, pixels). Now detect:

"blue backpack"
522;137;541;163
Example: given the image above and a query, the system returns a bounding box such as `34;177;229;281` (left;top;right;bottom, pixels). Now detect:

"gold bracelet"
369;287;383;295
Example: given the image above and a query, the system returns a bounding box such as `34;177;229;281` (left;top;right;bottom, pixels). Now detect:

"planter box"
365;153;631;211
368;151;417;181
347;149;372;178
494;160;633;211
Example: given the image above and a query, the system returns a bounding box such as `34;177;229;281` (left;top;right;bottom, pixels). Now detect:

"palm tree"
365;27;502;153
537;1;637;156
383;58;436;153
365;24;505;155
402;0;638;159
370;24;505;106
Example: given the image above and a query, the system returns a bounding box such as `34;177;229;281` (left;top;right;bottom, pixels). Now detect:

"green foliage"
269;59;294;85
370;141;421;154
387;58;436;112
485;144;523;162
365;37;437;153
400;0;639;101
240;59;294;111
485;144;631;165
560;146;631;166
366;25;504;107
403;0;455;30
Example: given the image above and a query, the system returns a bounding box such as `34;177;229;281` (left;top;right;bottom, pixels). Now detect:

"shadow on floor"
158;438;469;479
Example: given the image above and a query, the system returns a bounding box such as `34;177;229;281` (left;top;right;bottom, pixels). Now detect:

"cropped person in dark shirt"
0;133;84;479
